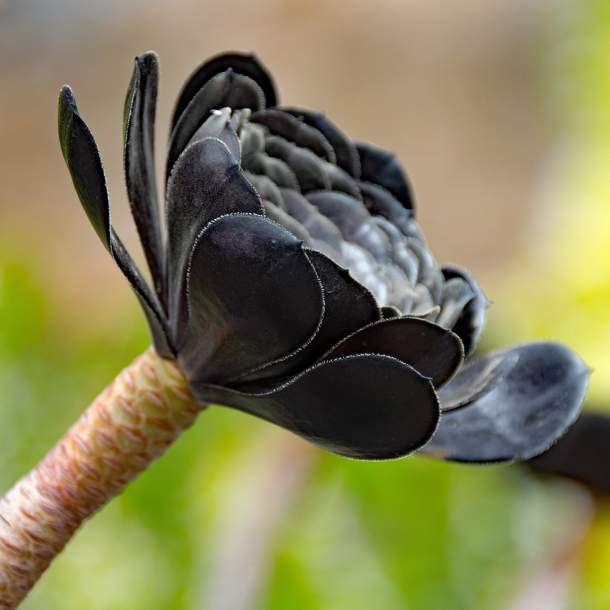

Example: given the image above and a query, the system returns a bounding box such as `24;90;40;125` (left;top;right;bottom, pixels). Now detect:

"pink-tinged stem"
0;348;205;609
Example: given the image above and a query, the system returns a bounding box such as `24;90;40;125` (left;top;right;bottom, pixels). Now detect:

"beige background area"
0;0;555;324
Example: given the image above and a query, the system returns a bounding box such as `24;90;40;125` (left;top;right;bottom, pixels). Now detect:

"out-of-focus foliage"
493;2;610;609
493;0;610;404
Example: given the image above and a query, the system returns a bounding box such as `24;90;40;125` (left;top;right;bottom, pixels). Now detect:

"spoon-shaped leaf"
420;342;589;463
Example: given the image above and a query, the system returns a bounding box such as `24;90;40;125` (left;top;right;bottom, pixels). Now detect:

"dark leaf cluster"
59;52;589;460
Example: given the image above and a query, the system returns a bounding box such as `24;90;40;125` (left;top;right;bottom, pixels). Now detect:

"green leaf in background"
491;2;610;608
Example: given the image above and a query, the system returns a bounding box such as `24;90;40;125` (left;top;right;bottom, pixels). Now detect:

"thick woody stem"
0;348;204;609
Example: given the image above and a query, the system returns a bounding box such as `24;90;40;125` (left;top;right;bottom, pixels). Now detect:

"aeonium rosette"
58;51;589;461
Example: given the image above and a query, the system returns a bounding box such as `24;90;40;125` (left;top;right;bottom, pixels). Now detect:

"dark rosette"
58;51;589;460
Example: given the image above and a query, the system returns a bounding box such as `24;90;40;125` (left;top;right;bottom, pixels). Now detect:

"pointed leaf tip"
123;49;165;300
57;85;111;249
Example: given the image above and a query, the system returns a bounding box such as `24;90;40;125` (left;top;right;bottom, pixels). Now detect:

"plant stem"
0;348;204;609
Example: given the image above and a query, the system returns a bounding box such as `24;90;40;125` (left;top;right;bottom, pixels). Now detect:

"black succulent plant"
58;51;589;460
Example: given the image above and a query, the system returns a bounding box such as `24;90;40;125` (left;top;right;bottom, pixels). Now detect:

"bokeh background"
1;1;609;609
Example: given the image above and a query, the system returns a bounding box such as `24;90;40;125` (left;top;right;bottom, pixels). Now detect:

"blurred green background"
0;1;609;609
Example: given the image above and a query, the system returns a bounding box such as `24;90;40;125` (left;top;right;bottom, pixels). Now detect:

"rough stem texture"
0;348;204;609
